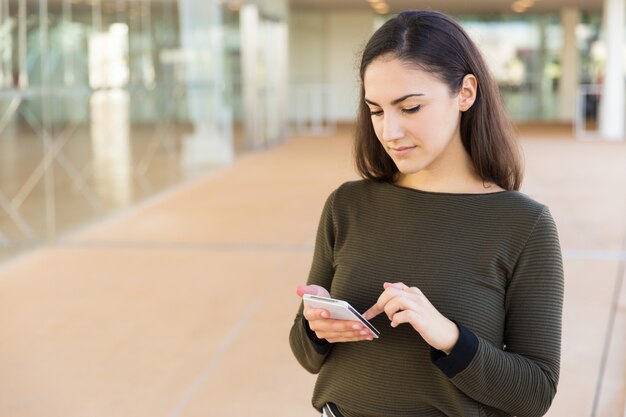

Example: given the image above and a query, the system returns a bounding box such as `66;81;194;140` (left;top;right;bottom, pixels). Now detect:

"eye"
402;105;421;114
369;109;383;117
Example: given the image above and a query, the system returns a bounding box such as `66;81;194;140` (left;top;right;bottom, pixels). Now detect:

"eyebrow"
364;93;425;107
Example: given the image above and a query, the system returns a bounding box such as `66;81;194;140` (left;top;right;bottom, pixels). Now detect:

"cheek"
419;106;460;143
371;119;385;143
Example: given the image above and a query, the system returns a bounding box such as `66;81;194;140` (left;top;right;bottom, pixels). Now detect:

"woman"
289;10;563;417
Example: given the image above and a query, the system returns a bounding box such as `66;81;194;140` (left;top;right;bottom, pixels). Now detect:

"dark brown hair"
354;10;523;191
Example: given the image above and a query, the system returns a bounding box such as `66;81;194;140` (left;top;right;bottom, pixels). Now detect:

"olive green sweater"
289;180;563;417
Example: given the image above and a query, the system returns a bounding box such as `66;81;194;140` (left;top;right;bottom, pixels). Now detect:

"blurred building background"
0;1;624;416
1;0;625;262
0;0;289;261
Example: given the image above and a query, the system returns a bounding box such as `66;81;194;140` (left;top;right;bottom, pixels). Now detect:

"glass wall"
289;9;603;130
458;12;602;123
0;0;288;261
462;14;561;121
577;12;603;131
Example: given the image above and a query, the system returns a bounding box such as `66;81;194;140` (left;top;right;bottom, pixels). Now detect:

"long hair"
354;10;523;191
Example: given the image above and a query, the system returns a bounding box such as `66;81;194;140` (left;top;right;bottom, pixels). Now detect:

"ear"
458;74;478;112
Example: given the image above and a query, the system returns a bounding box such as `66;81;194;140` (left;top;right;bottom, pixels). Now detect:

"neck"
395;140;501;194
396;171;492;194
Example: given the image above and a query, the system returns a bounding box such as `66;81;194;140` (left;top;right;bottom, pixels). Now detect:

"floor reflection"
90;89;133;207
0;95;234;264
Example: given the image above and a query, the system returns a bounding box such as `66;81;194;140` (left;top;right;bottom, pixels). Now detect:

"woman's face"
363;56;472;179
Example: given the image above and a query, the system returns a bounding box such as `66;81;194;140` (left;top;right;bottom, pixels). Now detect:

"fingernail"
352;324;361;330
360;330;368;335
321;311;329;318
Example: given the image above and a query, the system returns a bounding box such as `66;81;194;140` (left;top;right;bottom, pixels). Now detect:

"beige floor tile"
170;253;318;417
547;260;622;417
63;136;357;246
0;247;309;417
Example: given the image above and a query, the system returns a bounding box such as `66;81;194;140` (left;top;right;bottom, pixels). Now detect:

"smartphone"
302;294;380;338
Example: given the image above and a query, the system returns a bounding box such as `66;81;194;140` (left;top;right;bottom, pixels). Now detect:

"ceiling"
290;0;605;14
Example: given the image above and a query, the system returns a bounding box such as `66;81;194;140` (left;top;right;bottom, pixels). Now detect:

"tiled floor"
0;125;624;417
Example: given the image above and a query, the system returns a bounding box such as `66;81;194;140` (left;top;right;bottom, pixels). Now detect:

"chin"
394;161;426;175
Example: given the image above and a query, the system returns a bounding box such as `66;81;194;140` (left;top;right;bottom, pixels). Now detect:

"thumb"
296;284;330;298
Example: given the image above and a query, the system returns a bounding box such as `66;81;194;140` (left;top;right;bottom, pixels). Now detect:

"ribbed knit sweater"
289;180;564;417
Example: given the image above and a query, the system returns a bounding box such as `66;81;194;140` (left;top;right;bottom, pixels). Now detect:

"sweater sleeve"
433;206;564;417
289;190;338;374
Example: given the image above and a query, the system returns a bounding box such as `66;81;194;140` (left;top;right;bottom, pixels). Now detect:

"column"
558;7;580;122
178;0;233;166
0;0;12;88
90;90;132;207
600;0;625;140
18;0;28;88
241;4;261;149
536;15;548;120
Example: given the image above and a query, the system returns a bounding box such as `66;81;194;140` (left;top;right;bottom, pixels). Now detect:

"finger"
404;286;422;295
308;317;366;333
364;286;404;320
313;323;372;340
296;284;330;298
296;285;307;297
322;329;374;343
327;335;374;343
383;295;418;321
317;328;372;341
383;282;409;290
382;297;402;320
362;304;383;321
326;319;366;333
384;283;423;298
390;309;419;328
303;308;330;320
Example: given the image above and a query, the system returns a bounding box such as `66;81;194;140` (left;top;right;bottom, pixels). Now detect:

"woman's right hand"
296;284;374;343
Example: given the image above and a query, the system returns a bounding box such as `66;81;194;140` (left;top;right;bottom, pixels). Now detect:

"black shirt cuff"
302;315;332;354
430;321;479;378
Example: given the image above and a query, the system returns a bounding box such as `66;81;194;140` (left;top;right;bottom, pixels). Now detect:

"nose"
381;113;404;142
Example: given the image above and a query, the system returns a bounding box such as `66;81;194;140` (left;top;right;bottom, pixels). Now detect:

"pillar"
600;0;625;140
558;7;580;122
178;0;233;166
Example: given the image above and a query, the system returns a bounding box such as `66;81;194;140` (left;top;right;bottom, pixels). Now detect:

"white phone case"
303;294;380;338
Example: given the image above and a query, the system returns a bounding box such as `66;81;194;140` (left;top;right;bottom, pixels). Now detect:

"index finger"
363;285;405;320
362;304;383;321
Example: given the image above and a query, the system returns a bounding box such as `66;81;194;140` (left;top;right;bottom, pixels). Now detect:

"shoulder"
500;191;556;224
489;192;560;251
318;180;387;218
334;179;381;194
329;179;387;205
493;191;547;215
483;190;556;231
325;179;380;200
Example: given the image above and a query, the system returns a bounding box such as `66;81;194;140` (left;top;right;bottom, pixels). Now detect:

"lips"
389;145;417;158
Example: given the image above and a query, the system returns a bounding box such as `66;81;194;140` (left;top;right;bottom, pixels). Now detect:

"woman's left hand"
363;282;460;354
